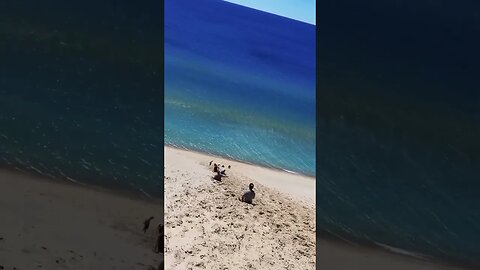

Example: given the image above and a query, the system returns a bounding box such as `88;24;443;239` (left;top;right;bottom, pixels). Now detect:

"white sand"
164;146;316;269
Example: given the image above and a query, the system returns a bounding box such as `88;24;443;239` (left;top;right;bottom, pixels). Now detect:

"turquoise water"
164;0;316;176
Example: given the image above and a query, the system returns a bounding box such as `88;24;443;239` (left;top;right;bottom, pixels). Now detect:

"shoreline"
165;142;316;178
0;164;163;203
164;145;315;208
319;231;477;270
319;236;476;270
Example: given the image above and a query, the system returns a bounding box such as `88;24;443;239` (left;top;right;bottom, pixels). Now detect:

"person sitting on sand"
213;163;218;173
143;216;154;233
240;183;255;204
213;171;223;181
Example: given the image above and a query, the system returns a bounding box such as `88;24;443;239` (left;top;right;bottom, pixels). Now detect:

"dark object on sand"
213;164;218;173
143;216;154;233
209;160;213;166
155;224;165;254
240;183;256;204
228;165;231;169
213;173;222;181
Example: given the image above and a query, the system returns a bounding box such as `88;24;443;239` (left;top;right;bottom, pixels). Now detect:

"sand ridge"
164;147;316;269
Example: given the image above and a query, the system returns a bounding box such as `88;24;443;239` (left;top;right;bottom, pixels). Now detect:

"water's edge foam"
164;142;316;179
319;230;480;270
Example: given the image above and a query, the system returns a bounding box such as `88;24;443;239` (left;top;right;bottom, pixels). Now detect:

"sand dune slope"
164;147;316;270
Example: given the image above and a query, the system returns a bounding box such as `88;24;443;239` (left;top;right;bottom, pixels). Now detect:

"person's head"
249;183;254;191
222;165;224;167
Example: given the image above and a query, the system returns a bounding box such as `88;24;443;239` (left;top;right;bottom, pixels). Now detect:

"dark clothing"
155;235;164;253
155;224;164;254
242;190;255;204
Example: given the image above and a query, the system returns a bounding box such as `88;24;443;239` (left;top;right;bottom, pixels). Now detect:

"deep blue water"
0;0;163;197
319;0;480;267
164;0;316;176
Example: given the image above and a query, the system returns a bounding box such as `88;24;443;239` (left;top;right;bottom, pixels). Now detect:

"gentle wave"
375;242;430;260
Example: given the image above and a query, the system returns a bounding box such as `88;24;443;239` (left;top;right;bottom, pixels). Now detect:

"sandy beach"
164;146;473;270
0;170;163;270
164;146;316;269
